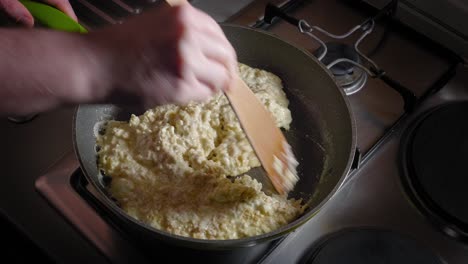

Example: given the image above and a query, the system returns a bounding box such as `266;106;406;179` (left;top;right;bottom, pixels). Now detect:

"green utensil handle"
19;0;87;33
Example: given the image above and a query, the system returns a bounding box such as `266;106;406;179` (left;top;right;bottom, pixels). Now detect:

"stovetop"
260;63;468;264
1;0;467;263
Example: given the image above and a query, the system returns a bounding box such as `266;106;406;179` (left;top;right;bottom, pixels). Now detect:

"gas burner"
400;102;468;241
302;228;442;264
263;2;418;112
313;42;367;95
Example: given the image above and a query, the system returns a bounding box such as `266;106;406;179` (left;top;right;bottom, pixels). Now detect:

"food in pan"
96;63;304;240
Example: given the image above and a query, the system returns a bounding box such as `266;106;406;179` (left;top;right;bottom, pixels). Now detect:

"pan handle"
342;148;361;184
351;148;361;170
264;3;300;27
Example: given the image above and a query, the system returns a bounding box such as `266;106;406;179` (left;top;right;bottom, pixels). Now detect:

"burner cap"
304;228;441;264
314;42;360;76
401;102;468;239
313;42;366;95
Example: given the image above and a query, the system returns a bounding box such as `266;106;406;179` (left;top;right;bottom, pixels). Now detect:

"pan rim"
73;23;357;248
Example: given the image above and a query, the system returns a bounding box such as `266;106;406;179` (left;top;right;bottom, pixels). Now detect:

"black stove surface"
401;101;468;241
302;228;442;264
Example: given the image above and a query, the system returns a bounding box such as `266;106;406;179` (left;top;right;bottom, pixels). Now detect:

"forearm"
0;3;238;114
0;28;110;115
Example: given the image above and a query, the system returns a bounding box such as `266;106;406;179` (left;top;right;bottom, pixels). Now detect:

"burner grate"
260;2;417;112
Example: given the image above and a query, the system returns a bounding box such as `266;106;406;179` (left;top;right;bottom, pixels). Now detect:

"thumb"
0;0;34;27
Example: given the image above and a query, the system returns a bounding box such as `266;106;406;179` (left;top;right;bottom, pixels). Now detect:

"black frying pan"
73;24;356;249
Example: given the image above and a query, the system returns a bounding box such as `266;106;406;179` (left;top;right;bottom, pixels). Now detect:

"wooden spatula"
166;0;299;195
226;76;299;194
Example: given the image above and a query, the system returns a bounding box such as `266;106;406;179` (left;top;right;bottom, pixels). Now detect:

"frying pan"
74;24;356;249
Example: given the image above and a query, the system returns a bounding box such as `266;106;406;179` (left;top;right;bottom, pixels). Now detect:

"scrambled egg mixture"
97;64;304;240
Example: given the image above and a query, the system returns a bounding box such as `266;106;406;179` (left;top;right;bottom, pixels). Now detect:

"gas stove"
1;0;467;263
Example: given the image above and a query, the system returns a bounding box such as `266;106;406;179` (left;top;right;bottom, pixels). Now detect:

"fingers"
175;5;237;93
200;34;237;88
43;0;77;21
0;0;34;26
192;8;237;91
143;74;213;107
0;0;77;26
185;6;237;62
192;57;230;94
180;78;214;103
185;5;228;45
176;40;222;102
189;32;235;93
106;3;239;106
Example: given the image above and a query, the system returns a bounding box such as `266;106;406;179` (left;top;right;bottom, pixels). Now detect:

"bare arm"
0;29;108;115
0;4;237;116
0;29;109;115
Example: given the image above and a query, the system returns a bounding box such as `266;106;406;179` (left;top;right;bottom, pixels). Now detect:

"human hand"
0;0;77;27
89;3;237;107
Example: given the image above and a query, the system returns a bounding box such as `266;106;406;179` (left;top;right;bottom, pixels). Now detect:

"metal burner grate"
259;1;417;112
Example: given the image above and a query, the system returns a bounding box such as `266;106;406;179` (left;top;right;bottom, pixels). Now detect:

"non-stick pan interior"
74;24;355;247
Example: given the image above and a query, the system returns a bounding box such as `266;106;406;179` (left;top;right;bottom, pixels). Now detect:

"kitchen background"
1;0;467;263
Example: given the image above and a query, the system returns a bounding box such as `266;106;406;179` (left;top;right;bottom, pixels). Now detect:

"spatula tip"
271;142;299;195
